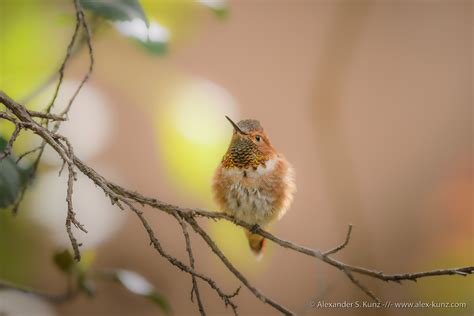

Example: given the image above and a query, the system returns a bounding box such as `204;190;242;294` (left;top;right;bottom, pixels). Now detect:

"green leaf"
78;273;96;297
0;155;21;208
148;291;172;315
199;0;229;18
80;0;148;25
114;19;169;56
0;129;9;152
101;269;171;314
53;249;75;274
137;40;167;55
103;269;153;295
0;136;32;209
53;249;96;297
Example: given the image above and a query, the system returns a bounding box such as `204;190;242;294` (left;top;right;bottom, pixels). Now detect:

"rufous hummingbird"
212;116;296;256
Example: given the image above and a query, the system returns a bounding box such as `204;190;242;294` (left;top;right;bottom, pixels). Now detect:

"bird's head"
222;116;276;169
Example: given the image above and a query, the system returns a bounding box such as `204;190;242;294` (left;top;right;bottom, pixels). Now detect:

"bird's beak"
225;116;247;135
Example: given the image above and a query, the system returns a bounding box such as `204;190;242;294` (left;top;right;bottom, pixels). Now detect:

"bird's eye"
255;135;261;142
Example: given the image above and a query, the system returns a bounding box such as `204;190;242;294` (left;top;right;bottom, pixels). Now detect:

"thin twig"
343;269;380;303
44;0;83;115
324;224;353;256
174;214;207;316
58;8;94;119
120;198;241;313
27;110;67;121
19;11;101;106
0;111;16;123
60;135;87;261
0;123;22;161
10;0;93;215
16;146;42;164
185;216;292;315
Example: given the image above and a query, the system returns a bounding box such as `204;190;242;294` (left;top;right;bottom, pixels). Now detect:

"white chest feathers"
221;157;280;225
255;157;278;175
223;157;278;178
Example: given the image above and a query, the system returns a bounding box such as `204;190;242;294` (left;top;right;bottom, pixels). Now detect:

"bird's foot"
250;224;261;234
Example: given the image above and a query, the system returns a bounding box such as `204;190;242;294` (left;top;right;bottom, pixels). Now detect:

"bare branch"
0;111;16;123
8;0;94;215
343;269;380;303
324;224;353;256
120;198;241;313
44;0;83;115
60;136;87;261
174;214;207;316
185;216;293;315
59;5;94;119
27;110;67;121
16;145;42;164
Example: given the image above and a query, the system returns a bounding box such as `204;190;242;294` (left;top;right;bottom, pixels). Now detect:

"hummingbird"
212;116;296;256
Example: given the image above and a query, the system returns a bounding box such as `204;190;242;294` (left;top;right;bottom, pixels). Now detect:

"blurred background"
0;0;472;315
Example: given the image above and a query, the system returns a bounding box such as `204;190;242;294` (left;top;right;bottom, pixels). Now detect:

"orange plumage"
212;117;295;256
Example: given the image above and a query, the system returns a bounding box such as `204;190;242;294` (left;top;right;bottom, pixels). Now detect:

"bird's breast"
213;156;294;226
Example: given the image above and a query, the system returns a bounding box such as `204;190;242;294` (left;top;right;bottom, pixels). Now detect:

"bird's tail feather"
245;229;265;257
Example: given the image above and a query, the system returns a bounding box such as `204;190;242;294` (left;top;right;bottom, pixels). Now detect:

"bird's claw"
250;224;260;234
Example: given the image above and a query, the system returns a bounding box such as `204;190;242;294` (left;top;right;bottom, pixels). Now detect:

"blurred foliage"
0;0;229;105
80;0;148;24
79;0;230;57
141;0;199;43
53;249;76;274
0;0;70;101
51;249;170;311
198;0;229;18
414;244;474;315
0;210;40;284
101;269;171;314
0;136;33;209
137;33;167;55
53;249;97;297
139;0;228;54
80;0;169;55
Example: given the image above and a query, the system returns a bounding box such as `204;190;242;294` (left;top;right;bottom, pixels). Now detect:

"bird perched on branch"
213;116;295;257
